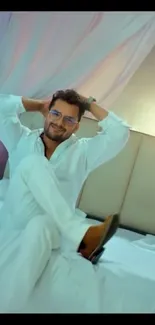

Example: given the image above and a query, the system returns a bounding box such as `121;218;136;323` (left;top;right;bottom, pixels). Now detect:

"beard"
44;123;70;142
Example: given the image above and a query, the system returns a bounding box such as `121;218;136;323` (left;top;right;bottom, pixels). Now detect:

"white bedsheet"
21;230;155;314
0;181;155;313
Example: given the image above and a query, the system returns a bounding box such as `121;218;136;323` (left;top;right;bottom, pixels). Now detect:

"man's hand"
79;94;108;121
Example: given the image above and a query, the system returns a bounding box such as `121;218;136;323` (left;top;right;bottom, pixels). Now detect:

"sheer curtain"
1;12;155;178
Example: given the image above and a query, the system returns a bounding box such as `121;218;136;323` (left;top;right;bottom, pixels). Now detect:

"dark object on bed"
90;214;119;264
86;214;150;236
82;214;119;265
0;141;8;180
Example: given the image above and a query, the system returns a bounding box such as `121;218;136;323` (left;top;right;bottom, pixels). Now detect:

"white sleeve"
0;94;30;154
80;112;130;173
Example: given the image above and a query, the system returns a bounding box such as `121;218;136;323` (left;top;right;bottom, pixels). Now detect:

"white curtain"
1;11;155;178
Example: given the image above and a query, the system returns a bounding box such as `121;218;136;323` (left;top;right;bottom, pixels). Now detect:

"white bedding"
0;179;155;313
22;229;155;313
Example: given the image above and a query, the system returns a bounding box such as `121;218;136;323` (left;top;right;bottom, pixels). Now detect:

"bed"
0;179;155;313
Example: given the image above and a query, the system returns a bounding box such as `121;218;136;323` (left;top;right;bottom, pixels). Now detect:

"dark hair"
49;89;89;121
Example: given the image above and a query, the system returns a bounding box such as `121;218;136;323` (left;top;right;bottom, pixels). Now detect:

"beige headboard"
3;113;155;234
78;119;155;234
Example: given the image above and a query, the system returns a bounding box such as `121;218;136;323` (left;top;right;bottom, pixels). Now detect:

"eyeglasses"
49;109;78;127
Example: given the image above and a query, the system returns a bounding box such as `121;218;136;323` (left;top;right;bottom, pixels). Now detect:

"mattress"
0;180;155;313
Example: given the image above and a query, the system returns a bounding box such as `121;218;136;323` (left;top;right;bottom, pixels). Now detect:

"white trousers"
3;154;89;246
0;154;90;311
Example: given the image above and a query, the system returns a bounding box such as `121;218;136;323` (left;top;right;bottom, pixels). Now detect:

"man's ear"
74;123;80;133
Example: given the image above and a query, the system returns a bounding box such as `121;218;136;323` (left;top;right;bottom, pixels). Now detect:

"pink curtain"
1;12;155;178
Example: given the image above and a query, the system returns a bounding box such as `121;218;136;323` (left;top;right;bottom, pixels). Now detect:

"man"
0;89;129;309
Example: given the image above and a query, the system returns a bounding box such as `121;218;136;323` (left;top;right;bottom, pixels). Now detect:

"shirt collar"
38;128;77;156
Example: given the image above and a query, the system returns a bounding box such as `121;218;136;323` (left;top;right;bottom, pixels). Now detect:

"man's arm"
89;100;109;121
0;94;47;154
21;97;48;116
79;98;130;173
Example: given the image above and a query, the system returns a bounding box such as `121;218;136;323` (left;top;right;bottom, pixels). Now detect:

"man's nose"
56;116;64;126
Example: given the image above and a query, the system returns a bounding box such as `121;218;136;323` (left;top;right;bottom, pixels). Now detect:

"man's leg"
3;154;115;256
1;154;89;311
2;214;59;312
4;154;90;249
1;155;115;311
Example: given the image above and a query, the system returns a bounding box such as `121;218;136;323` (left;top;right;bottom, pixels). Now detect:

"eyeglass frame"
49;109;79;127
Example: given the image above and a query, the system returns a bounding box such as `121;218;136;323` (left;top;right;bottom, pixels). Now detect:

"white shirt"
0;94;130;210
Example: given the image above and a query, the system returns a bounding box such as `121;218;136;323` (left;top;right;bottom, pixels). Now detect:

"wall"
110;46;155;137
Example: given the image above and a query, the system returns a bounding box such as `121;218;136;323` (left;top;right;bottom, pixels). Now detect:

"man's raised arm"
79;97;130;173
0;94;47;154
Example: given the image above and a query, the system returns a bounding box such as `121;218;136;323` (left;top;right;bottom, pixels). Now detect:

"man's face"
44;99;80;142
